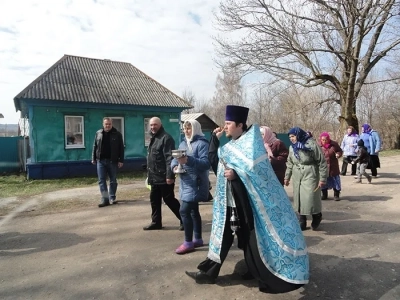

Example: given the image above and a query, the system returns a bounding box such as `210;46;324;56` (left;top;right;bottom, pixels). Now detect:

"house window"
144;118;151;146
65;116;84;149
109;117;124;141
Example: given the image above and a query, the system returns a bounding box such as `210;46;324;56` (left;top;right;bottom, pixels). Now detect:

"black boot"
333;189;340;201
321;189;328;200
311;213;322;230
299;215;307;231
340;161;348;175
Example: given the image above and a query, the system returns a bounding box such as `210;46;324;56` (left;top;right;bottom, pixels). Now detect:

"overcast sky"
0;0;223;124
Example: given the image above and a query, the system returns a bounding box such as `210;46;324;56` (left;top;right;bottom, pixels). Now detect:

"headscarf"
319;132;331;149
362;123;372;134
347;126;357;136
183;120;204;153
287;127;311;159
260;126;277;157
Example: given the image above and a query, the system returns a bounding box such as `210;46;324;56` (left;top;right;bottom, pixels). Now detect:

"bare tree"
181;88;196;114
212;64;247;125
214;0;400;133
357;80;400;148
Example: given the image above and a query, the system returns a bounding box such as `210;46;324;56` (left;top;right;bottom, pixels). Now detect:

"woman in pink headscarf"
260;126;289;185
318;132;343;201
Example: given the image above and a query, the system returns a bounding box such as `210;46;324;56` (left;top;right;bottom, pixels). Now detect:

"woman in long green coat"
284;127;328;231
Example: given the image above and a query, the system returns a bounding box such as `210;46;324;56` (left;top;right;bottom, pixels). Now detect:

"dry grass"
0;171;147;198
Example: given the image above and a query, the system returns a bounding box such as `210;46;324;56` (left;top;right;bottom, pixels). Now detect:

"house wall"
29;105;182;163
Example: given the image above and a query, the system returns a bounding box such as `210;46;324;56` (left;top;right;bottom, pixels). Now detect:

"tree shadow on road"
300;253;400;299
0;231;94;257
345;195;392;202
317;219;400;235
215;254;400;300
322;211;361;221
372;172;400;179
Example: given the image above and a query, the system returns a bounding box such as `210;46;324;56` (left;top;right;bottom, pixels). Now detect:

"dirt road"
1;156;400;299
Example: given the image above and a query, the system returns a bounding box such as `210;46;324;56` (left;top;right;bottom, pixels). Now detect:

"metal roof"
180;113;204;122
181;113;219;131
14;55;192;111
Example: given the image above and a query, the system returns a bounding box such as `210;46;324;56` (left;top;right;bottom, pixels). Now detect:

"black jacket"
147;126;176;185
92;127;124;163
353;146;370;164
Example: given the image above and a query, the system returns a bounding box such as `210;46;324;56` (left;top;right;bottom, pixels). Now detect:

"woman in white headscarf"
171;120;210;254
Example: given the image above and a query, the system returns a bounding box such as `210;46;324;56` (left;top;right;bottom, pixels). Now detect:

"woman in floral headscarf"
340;126;359;176
284;127;328;231
260;126;289;185
319;132;343;201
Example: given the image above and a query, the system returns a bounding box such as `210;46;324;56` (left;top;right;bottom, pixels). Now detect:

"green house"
13;55;192;179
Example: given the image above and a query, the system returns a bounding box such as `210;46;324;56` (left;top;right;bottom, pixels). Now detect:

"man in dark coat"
92;117;124;207
143;117;182;230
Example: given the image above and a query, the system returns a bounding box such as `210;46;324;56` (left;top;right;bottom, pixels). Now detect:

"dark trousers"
341;156;357;175
197;211;240;278
149;184;181;225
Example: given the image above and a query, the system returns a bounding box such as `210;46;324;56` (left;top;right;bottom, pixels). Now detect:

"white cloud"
0;0;220;124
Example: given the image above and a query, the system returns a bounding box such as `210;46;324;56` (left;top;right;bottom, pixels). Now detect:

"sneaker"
354;180;362;183
178;224;184;231
175;242;195;254
98;202;109;208
367;176;372;184
109;199;114;205
354;176;359;179
193;239;204;248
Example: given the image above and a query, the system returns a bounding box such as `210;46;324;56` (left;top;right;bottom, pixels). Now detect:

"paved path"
0;156;400;299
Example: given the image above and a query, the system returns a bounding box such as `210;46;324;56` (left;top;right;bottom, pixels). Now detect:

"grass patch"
0;186;150;216
379;149;400;157
0;171;147;199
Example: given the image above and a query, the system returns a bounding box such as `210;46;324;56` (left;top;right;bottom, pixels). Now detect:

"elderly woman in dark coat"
260;126;289;185
318;132;343;201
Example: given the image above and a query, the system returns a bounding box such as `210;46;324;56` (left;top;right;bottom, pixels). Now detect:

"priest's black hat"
225;105;249;124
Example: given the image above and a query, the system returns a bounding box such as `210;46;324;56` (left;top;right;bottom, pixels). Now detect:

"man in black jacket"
92;117;124;207
144;117;183;230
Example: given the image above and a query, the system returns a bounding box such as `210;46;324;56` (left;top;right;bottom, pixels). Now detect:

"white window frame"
109;117;125;141
144;117;151;146
65;115;85;149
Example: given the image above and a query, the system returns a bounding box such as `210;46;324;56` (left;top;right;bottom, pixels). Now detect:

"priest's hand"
224;169;236;181
213;127;224;139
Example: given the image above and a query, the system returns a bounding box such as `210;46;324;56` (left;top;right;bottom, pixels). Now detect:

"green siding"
0;137;22;172
30;106;181;163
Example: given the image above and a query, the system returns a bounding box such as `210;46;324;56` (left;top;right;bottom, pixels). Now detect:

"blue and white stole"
207;124;310;284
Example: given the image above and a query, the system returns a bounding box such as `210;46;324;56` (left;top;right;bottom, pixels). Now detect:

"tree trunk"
340;97;359;135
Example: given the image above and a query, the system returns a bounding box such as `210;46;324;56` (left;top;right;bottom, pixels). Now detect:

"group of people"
89;109;382;294
340;124;382;180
